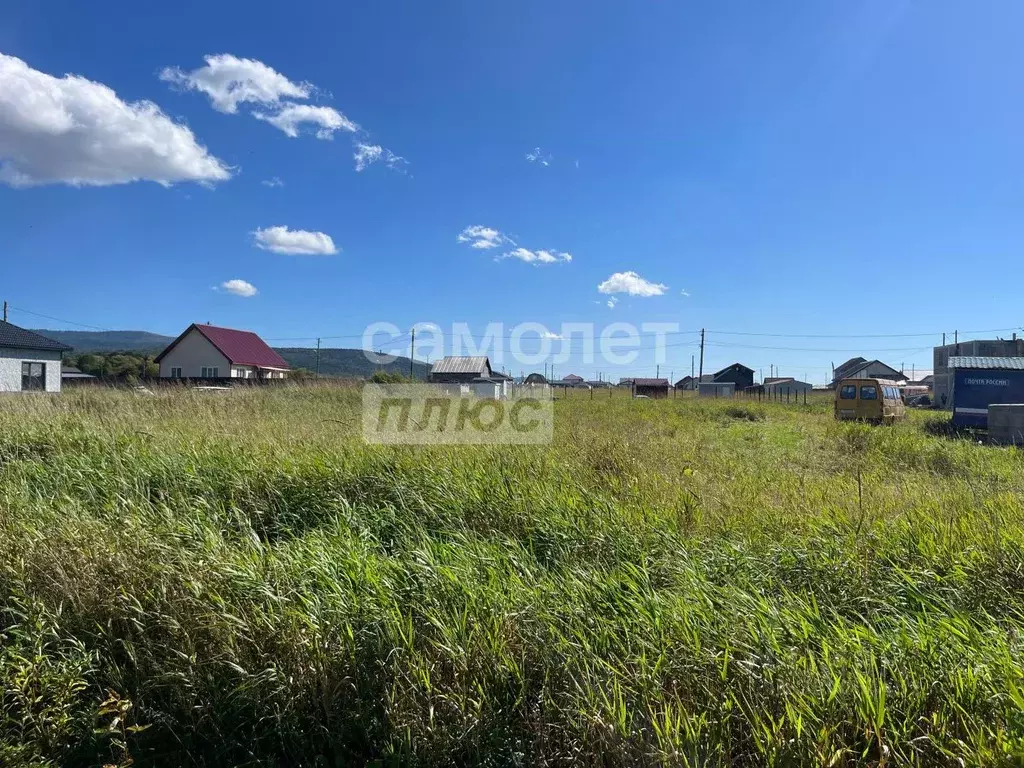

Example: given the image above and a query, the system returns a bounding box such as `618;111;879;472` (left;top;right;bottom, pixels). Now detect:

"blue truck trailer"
950;357;1024;428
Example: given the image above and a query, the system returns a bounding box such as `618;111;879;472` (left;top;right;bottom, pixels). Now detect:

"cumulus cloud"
501;247;571;265
457;225;506;250
597;271;668;297
457;225;572;266
253;103;356;139
0;52;230;188
607;297;619;309
261;176;284;187
353;142;407;172
163;54;358;140
220;279;258;297
526;147;551;166
253;225;338;255
160;54;310;114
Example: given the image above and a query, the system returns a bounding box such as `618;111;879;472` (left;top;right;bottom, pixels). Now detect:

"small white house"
0;321;71;393
155;323;290;379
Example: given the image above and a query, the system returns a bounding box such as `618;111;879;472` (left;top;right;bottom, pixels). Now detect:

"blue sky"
2;0;1023;382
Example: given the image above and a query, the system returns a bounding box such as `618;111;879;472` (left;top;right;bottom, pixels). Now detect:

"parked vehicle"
908;394;932;408
834;378;906;424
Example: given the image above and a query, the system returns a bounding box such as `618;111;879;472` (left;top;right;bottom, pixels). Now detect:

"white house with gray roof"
0;321;72;393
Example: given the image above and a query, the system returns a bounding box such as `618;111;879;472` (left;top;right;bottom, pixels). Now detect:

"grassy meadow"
1;385;1024;766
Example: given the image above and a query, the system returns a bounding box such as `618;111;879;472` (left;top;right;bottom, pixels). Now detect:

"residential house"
155;323;290;379
561;373;585;386
711;363;754;391
830;358;906;389
674;376;695;390
633;378;670;399
0;321;71;393
428;356;509;398
523;372;548;385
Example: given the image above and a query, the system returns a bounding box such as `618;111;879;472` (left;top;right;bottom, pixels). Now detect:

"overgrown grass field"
1;386;1023;765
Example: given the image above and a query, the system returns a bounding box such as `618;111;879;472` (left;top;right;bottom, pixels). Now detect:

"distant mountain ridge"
34;329;430;379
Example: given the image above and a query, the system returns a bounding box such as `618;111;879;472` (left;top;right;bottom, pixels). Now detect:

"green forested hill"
37;330;428;378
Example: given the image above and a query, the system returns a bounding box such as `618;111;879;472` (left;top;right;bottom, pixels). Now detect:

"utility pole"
656;364;659;379
315;338;321;377
698;328;705;382
2;301;6;322
409;328;415;379
942;332;946;346
691;355;694;379
954;330;958;344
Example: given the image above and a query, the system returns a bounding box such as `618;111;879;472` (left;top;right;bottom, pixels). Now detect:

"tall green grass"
1;385;1023;765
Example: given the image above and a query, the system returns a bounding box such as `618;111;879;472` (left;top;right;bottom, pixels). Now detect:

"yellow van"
834;378;906;424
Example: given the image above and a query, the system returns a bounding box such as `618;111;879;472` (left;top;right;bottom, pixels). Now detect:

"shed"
949;356;1024;428
763;378;813;395
633;378;670;399
524;372;548;385
0;321;71;393
674;376;695;390
699;382;735;398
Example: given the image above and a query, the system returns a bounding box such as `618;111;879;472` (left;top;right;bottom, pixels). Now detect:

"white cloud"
0;52;230;188
353;143;382;170
160;54;311;114
261;176;284;187
253;104;357;139
253;225;338;255
540;330;562;339
163;54;404;164
607;297;618;309
353;142;407;172
220;279;258;297
502;247;571;265
680;288;691;297
457;225;506;250
526;147;551;166
597;271;668;297
458;225;572;266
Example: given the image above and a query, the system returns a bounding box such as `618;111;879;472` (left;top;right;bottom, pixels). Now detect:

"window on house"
21;362;45;391
839;384;857;399
170;367;182;378
201;367;219;378
860;385;878;400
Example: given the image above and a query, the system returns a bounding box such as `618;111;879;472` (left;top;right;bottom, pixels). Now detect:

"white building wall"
0;348;63;393
158;329;230;377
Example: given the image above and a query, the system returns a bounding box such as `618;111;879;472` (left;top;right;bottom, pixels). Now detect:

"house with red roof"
155;323;290;380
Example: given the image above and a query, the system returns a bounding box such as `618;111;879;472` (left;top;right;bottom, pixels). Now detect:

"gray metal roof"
948;356;1024;370
0;321;72;352
430;356;491;375
633;378;669;386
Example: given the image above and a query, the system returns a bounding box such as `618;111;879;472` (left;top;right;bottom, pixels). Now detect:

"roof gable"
155;324;289;369
0;321;71;352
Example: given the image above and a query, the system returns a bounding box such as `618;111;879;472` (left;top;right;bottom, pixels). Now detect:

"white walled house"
155;324;290;380
0;321;71;393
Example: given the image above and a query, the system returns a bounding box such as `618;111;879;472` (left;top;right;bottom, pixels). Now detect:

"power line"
9;306;113;332
706;326;1021;339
